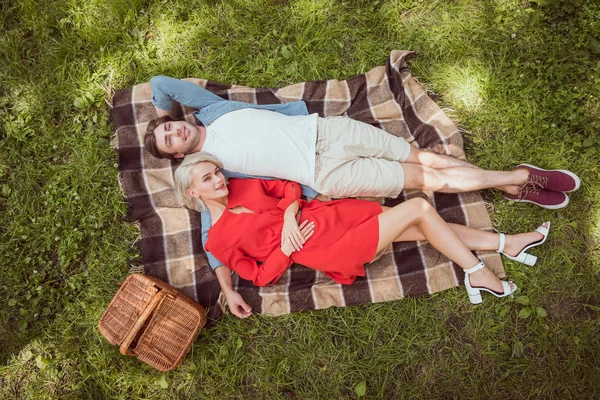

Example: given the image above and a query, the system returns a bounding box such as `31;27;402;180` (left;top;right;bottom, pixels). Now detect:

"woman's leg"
380;206;544;255
377;199;513;293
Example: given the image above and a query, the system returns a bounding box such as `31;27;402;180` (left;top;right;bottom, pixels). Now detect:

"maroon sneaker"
505;188;569;209
516;164;581;192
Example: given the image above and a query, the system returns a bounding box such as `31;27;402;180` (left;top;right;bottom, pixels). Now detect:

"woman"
175;153;550;304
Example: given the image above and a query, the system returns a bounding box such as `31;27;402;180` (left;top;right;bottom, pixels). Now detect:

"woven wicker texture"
99;274;206;371
134;297;205;371
99;275;157;345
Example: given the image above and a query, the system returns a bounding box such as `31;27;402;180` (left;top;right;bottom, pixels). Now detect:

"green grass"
1;0;599;398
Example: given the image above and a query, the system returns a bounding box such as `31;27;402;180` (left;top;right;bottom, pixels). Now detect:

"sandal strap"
499;280;513;296
496;233;506;253
536;221;550;236
464;261;485;275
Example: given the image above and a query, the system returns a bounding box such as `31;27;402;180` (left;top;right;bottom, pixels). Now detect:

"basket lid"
98;274;160;346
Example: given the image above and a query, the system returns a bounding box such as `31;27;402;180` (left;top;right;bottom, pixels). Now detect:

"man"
144;76;580;318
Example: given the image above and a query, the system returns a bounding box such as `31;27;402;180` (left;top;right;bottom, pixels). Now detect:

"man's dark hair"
144;115;176;160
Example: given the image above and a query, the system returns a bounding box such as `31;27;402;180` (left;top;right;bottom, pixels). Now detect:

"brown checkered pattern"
112;50;504;320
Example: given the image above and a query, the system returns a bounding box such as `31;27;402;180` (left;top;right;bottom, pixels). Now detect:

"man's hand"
225;290;253;318
281;220;315;256
314;193;331;202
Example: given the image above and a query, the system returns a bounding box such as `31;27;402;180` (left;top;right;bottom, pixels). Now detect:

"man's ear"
187;188;200;199
174;153;185;159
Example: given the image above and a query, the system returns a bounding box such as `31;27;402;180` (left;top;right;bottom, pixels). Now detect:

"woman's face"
186;162;228;202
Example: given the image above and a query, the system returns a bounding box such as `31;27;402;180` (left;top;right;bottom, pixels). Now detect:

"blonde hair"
174;152;224;212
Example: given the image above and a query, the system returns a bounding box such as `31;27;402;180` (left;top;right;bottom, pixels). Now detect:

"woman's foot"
502;224;548;257
466;265;516;294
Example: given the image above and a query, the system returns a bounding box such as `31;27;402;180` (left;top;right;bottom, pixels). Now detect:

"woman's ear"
187;188;200;199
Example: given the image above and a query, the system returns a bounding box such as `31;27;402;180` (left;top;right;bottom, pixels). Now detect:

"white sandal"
464;261;517;304
496;222;551;266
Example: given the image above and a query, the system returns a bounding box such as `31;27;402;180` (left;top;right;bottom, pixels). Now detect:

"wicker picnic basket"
98;274;206;371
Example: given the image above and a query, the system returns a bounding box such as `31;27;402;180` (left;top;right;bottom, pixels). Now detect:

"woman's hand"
281;200;303;251
281;215;304;252
281;220;315;256
225;290;253;319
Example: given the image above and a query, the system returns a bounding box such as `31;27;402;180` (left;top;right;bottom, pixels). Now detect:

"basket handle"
119;290;164;355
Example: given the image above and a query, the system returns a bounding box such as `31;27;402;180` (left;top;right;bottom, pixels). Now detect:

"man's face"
154;120;201;159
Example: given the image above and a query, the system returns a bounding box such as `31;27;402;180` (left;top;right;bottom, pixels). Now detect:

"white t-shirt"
202;108;318;186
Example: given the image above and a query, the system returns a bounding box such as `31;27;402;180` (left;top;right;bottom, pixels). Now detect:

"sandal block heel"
466;288;483;305
464;261;517;304
505;251;537;266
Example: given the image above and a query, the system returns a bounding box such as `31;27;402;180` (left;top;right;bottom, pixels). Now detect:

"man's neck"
191;125;207;153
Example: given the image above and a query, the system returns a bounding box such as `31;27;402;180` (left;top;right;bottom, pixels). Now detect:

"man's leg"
319;117;525;194
404;146;480;169
402;147;525;194
403;147;521;194
313;157;406;198
317;117;576;206
402;162;527;194
400;152;574;208
316;117;412;163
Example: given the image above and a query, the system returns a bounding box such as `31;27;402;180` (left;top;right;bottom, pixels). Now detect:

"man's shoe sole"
504;193;570;209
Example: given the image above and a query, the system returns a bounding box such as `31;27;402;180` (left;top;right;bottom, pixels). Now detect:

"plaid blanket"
112;50;504;320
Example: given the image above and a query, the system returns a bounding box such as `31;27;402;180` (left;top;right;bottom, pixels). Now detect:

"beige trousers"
313;116;412;198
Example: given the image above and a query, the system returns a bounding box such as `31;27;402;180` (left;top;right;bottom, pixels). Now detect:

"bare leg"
376;199;514;293
404;147;482;170
402;163;528;194
403;147;526;194
390;222;544;256
379;207;544;254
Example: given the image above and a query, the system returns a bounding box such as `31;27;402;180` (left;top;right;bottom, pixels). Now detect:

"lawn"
1;0;599;398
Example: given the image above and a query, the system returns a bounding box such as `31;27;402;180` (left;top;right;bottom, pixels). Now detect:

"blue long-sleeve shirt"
151;76;318;270
151;76;309;125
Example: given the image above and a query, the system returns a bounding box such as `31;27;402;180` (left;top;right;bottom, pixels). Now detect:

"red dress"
205;179;382;286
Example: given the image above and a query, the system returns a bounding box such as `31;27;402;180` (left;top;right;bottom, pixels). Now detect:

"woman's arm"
281;200;304;251
257;180;302;211
212;221;314;287
251;179;307;250
224;170;319;199
214;266;252;318
228;247;293;287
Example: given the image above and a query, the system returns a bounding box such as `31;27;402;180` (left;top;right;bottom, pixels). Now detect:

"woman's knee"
405;197;435;217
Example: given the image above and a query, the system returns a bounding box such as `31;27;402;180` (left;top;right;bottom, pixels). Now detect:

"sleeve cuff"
276;197;296;211
207;252;223;271
271;247;292;264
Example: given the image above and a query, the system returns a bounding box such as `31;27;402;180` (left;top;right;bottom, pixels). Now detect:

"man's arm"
150;76;309;125
151;76;226;115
